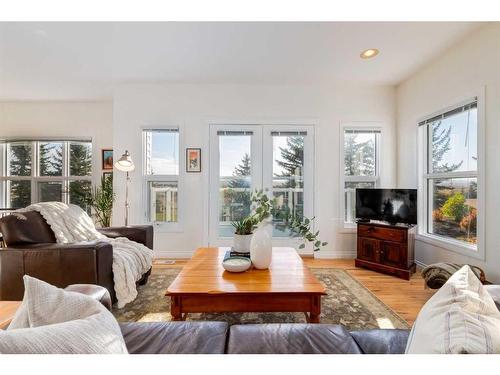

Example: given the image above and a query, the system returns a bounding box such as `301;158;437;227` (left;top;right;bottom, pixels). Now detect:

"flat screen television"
355;188;417;225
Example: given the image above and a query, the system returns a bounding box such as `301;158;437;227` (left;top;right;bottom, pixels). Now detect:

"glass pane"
218;135;251;237
8;180;31;208
345;181;376;223
428;177;477;245
39;142;63;176
7;142;32;176
344;131;377;177
272;135;304;237
145;130;179;175
69;180;92;212
37;181;63;202
148;181;178;222
430;107;477;173
70;142;92;176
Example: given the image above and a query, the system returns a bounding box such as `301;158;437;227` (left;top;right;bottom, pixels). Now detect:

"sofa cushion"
406;265;500;354
0;211;56;246
350;329;410;354
120;321;228;354
485;285;500;311
1;276;127;354
227;323;363;354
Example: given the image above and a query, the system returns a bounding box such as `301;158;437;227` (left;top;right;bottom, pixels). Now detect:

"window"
209;125;314;252
271;131;306;237
217;130;253;237
342;128;381;224
0;139;92;210
420;99;479;248
143;129;180;225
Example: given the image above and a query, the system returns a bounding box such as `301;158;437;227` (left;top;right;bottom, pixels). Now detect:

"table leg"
170;296;185;321
308;295;321;323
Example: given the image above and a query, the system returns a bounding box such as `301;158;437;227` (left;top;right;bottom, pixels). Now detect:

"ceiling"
0;22;483;100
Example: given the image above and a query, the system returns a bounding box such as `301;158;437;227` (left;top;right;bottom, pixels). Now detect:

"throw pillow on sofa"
0;276;128;354
406;265;500;354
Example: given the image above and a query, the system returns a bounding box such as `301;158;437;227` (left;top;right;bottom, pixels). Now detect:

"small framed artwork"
102;149;113;170
186;148;201;173
103;172;113;181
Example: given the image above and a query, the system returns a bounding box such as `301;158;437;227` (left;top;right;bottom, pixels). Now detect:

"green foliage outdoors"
441;192;468;222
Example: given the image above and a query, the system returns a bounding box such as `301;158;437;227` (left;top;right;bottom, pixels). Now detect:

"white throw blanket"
20;202;153;308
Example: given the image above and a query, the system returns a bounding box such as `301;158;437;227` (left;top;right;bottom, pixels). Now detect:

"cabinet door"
357;237;379;262
380;241;406;268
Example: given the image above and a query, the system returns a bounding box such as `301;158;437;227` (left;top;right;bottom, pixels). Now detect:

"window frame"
141;127;184;232
340;125;382;228
417;91;485;260
0;138;92;209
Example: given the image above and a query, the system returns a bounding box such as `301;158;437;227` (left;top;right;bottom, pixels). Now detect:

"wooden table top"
0;301;21;329
166;247;326;295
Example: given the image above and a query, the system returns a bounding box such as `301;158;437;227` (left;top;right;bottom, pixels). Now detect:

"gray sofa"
119;321;410;354
67;283;409;354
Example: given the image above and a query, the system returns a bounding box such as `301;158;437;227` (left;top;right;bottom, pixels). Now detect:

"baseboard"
415;259;428;269
314;250;356;259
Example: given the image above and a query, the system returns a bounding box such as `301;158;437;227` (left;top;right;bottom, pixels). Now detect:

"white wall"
0;101;114;187
113;83;397;258
396;24;500;282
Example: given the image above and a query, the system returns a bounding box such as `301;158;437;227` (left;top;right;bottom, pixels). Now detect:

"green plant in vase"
233;189;327;252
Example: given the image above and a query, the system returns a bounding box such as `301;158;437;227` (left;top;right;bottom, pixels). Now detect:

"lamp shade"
114;150;135;172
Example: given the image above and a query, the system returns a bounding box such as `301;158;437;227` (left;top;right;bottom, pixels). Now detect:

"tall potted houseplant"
76;174;115;227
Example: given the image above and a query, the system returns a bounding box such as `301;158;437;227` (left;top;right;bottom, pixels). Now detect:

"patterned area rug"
113;268;409;330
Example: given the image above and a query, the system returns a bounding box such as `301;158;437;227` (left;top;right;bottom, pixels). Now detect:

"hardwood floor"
153;257;434;326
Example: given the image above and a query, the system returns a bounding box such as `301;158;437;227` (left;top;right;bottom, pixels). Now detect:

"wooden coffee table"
166;247;326;323
0;301;21;329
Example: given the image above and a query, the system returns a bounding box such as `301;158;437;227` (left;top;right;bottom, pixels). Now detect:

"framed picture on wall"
186;148;201;173
102;149;113;170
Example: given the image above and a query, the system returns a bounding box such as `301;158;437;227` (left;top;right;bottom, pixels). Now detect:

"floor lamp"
114;150;135;227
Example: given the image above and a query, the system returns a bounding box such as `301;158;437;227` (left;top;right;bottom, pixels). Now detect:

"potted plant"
231;189;328;268
231;217;255;253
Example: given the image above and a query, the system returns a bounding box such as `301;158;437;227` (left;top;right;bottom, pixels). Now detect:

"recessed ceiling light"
360;48;379;59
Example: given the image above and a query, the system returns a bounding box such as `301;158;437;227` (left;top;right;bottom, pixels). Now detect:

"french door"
209;124;314;254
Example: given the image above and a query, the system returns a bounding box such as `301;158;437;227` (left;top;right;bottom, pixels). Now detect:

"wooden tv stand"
355;221;416;280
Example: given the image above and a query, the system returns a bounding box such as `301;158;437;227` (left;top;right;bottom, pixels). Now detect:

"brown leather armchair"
0;211;153;302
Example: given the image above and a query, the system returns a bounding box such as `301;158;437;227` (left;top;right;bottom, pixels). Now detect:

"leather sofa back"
0;211;56;246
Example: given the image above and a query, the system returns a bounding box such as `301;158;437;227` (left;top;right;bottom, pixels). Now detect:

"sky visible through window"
150;131;179;175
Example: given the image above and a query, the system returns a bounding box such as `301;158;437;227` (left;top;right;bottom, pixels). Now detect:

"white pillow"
0;276;128;354
406;265;500;354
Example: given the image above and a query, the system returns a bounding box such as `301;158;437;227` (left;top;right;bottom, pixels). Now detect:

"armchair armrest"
97;225;153;250
65;284;112;311
0;241;114;301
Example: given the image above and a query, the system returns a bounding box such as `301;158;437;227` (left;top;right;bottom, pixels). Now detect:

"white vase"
250;219;272;269
233;233;253;253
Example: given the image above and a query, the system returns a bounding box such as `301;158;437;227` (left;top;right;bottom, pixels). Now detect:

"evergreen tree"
229;153;251;188
432;121;463;173
8;143;32;208
276;137;304;188
227;153;251;220
68;143;92;211
39;142;63;176
344;134;375;176
275;136;305;221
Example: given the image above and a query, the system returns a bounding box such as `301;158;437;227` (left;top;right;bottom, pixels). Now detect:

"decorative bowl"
222;257;251;273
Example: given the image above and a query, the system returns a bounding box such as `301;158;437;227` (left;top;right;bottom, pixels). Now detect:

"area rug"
113;268;410;330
